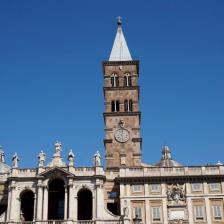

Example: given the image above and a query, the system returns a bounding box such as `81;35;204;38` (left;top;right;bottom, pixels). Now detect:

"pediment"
39;166;74;178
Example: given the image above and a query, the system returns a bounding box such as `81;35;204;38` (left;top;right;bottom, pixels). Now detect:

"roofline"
102;60;139;74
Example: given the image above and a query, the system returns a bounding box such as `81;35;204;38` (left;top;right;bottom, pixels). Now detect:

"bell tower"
103;18;142;168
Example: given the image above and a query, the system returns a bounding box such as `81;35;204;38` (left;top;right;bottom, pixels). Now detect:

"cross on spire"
117;16;122;25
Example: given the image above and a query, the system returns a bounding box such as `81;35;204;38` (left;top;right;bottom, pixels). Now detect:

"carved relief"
167;184;185;203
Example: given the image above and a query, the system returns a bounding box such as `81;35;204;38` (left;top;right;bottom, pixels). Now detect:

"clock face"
114;129;129;143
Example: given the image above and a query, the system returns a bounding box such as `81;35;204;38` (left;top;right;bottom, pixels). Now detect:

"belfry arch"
20;190;34;221
77;188;92;220
48;178;65;220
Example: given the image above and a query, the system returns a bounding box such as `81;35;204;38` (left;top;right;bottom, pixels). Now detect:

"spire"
109;17;132;61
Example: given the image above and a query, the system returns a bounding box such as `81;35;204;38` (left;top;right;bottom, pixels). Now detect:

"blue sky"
0;1;223;167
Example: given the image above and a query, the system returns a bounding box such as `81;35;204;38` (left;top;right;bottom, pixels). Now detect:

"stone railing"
120;165;224;177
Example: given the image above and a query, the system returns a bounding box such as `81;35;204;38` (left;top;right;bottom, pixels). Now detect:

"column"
144;183;149;196
36;180;43;220
33;193;37;221
186;197;194;224
6;187;12;221
96;183;104;218
9;184;16;220
68;183;74;220
43;186;48;220
120;184;125;197
74;195;77;220
161;183;168;224
126;184;131;196
204;182;212;223
185;183;193;224
145;199;150;224
205;197;212;223
64;186;68;220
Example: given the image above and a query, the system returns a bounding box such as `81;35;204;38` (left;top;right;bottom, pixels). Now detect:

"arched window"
116;100;120;112
20;190;34;221
128;75;132;86
124;76;127;87
111;74;119;87
78;189;92;220
124;73;132;86
124;100;133;112
48;178;65;220
129;100;133;112
111;100;120;112
111;101;115;112
124;100;129;112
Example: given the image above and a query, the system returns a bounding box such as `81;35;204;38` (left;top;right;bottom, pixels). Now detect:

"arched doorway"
48;179;65;220
20;190;34;221
78;189;92;220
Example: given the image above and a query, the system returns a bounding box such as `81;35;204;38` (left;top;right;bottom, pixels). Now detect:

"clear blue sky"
0;1;224;168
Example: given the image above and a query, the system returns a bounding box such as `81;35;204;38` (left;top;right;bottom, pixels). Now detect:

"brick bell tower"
103;18;142;168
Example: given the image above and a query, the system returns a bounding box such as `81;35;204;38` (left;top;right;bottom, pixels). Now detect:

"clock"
114;129;129;143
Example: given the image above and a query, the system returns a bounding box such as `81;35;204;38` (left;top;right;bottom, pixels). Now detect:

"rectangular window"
152;207;161;222
194;205;205;220
132;185;141;192
192;183;202;192
107;192;118;198
213;205;222;220
134;207;142;219
209;183;220;191
150;184;161;192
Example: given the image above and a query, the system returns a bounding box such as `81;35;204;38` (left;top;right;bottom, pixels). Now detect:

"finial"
117;16;122;26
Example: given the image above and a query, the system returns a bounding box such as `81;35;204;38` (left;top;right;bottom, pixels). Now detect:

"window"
192;183;202;192
124;100;129;112
111;100;120;112
132;185;141;192
212;205;222;220
124;99;133;112
116;100;120;112
194;205;205;220
124;73;132;86
209;183;220;191
124;76;127;87
152;207;161;221
111;101;115;112
134;207;142;219
150;184;161;193
107;192;118;199
111;74;119;87
129;100;133;112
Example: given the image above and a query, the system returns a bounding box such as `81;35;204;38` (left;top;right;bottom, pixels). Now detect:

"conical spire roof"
109;17;132;61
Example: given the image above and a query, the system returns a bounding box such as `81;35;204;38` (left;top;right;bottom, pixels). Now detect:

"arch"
77;188;92;220
20;190;34;221
48;178;65;220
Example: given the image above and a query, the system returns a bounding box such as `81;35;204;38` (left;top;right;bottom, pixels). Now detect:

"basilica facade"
0;19;224;224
